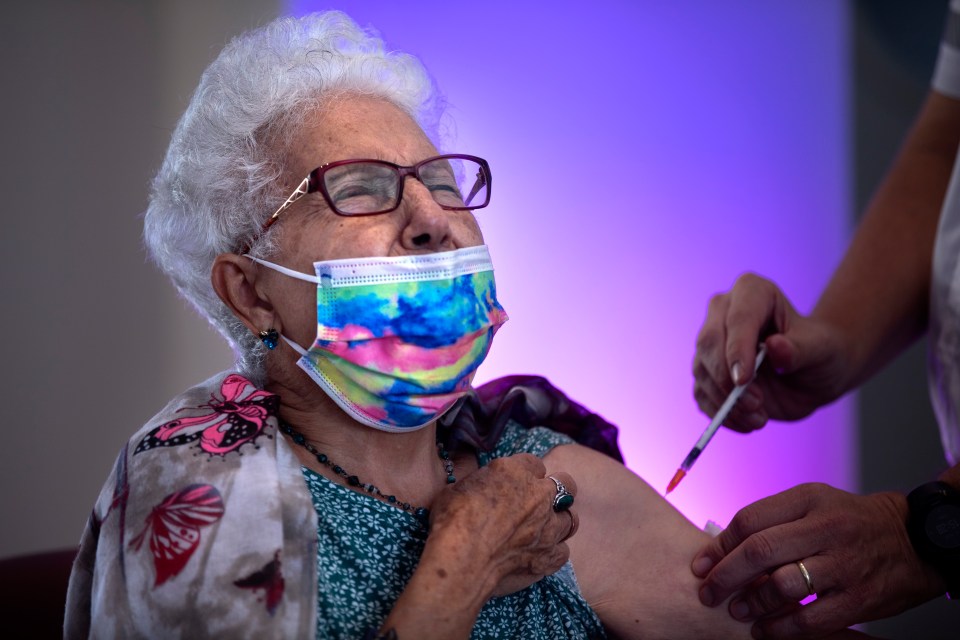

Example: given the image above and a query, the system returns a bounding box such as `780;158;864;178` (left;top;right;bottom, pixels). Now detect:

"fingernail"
691;555;714;577
729;598;749;620
731;362;743;385
699;584;715;607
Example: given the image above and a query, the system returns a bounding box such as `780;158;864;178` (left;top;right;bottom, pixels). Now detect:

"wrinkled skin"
429;454;578;597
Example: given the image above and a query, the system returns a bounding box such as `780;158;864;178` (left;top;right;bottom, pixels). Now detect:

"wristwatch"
906;481;960;599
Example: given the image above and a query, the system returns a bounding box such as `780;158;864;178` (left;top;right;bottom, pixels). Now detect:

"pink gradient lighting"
287;1;855;529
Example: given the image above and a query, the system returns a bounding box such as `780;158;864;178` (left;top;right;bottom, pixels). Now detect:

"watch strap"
907;481;960;599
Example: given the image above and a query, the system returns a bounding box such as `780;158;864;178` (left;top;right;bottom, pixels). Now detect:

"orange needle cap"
665;468;686;494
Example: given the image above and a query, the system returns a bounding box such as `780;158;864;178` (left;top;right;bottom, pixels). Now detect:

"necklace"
279;421;455;525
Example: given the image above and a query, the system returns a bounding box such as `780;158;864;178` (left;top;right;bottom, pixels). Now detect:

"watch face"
926;503;960;550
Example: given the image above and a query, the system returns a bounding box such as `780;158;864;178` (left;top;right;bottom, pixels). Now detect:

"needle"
666;344;767;494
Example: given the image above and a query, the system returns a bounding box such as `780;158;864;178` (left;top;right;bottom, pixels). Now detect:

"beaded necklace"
280;421;455;525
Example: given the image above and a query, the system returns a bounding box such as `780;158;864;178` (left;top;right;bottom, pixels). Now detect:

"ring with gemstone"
548;475;575;512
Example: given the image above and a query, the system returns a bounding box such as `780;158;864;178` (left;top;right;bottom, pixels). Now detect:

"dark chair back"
0;548;78;639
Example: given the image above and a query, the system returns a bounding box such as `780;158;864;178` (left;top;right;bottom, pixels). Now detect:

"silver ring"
796;560;815;596
548;475;575;512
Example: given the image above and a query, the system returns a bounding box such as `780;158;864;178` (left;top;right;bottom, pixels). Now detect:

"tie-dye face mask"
247;245;508;432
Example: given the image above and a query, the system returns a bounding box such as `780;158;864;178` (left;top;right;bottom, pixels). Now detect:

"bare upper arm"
543;443;752;640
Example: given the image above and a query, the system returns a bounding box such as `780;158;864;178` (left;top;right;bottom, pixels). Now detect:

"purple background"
289;0;855;528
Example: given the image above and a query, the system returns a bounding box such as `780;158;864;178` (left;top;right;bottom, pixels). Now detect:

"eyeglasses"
262;154;491;232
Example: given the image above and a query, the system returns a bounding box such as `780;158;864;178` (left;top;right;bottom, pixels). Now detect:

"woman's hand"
691;483;946;638
380;453;578;639
692;273;851;432
429;453;578;596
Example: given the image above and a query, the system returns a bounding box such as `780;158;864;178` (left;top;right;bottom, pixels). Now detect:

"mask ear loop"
282;335;309;356
244;255;319;355
244;255;319;284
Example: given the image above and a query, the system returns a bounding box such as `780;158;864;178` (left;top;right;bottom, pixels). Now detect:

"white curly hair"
143;11;446;383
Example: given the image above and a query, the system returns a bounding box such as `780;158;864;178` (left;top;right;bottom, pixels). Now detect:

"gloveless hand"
693;273;851;432
691;483;946;638
429;453;578;598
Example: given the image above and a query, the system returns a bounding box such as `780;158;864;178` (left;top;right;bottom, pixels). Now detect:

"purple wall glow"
288;1;854;528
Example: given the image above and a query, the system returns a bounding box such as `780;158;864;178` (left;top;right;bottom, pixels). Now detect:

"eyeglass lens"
323;157;488;215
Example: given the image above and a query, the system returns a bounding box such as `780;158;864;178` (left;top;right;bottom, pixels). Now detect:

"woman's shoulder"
70;370;318;637
481;421;575;462
128;371;278;457
110;370;293;535
450;375;624;463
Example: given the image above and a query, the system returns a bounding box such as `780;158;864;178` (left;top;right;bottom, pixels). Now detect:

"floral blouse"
304;423;605;638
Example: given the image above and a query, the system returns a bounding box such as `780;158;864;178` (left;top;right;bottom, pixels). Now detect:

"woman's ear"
211;253;276;336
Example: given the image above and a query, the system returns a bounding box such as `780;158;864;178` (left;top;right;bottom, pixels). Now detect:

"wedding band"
548;475;575;512
796;560;815;596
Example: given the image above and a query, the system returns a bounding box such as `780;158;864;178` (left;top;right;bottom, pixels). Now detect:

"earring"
258;329;279;350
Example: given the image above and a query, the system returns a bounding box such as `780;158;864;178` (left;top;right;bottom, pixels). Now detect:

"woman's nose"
398;178;453;251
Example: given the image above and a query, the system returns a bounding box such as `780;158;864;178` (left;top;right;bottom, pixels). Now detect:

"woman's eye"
325;171;398;213
427;181;466;207
427;182;460;195
331;183;376;201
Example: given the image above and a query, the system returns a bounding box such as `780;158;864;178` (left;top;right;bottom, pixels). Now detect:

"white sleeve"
933;0;960;98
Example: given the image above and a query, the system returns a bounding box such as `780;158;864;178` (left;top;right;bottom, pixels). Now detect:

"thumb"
762;333;801;375
763;326;831;376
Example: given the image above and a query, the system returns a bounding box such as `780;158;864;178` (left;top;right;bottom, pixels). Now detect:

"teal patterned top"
302;422;607;639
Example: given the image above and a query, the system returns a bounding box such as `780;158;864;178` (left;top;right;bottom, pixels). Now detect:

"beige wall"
0;0;279;558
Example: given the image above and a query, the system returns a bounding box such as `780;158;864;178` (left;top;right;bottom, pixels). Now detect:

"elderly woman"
64;11;817;640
